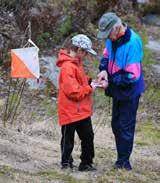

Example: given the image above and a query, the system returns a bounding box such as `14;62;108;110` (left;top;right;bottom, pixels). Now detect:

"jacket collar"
112;26;131;48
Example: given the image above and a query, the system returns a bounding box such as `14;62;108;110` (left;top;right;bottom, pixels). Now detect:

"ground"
0;108;159;183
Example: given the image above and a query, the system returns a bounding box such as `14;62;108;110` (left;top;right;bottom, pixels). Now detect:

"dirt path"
0;107;159;183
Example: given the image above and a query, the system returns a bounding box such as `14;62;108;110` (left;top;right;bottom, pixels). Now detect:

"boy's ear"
77;47;81;52
77;47;82;54
78;48;86;53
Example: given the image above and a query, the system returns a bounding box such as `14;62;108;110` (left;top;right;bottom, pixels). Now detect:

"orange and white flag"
11;47;40;79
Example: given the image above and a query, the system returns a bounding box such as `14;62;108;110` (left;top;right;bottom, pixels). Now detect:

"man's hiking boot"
78;163;96;172
114;161;132;171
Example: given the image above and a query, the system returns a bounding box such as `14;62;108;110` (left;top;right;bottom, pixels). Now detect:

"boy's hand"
91;79;108;89
90;81;97;91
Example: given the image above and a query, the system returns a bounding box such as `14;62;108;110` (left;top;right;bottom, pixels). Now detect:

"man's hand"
97;70;108;82
91;79;108;89
98;80;108;89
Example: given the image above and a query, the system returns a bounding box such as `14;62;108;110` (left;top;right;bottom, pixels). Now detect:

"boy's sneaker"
61;162;74;169
69;162;74;169
61;163;70;169
78;163;96;172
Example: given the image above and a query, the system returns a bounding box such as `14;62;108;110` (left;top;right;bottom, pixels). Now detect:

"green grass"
93;89;111;110
136;121;160;145
30;99;57;120
135;140;148;146
96;148;115;161
0;165;13;176
139;28;155;65
143;47;155;65
0;166;86;183
143;41;155;65
140;29;148;45
8;94;20;106
97;161;160;183
36;170;84;183
40;99;57;117
143;87;160;103
95;120;160;183
98;170;145;183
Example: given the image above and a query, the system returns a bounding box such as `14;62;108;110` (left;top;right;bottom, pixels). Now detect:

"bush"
58;16;72;37
138;0;160;15
37;32;51;48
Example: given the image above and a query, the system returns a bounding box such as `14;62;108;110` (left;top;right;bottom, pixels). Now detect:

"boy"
56;34;97;171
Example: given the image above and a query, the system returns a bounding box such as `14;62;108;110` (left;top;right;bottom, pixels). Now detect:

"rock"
40;56;59;88
146;40;160;51
27;55;59;90
26;78;46;90
152;64;160;75
146;39;160;76
137;0;149;3
29;7;41;17
0;9;23;68
143;14;160;26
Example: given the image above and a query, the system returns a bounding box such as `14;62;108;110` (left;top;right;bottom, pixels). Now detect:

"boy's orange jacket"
56;49;93;126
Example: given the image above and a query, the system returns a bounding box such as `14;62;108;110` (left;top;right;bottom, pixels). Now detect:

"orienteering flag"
11;46;40;79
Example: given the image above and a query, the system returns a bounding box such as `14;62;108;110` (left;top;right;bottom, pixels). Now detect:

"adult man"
97;12;145;170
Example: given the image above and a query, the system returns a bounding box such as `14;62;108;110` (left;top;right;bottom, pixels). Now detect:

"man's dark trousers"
111;96;140;166
61;117;94;165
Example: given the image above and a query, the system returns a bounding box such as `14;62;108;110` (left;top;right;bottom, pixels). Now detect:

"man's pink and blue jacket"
99;27;145;100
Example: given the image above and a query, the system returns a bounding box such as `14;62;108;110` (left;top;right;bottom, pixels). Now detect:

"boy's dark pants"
61;117;94;165
111;96;140;166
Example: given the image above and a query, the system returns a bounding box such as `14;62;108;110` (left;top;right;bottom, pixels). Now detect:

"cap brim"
97;29;111;39
87;49;97;55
